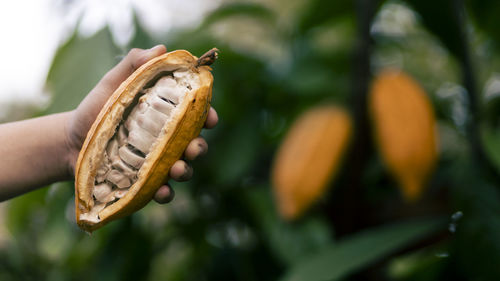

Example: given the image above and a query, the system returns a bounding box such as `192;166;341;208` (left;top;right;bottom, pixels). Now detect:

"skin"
0;45;218;204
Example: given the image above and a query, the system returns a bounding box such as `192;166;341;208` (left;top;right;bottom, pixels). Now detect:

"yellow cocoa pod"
75;49;217;232
271;105;352;220
369;69;438;202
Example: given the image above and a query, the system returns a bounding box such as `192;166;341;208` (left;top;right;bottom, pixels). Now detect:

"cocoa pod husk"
75;49;217;232
369;69;438;202
271;105;352;220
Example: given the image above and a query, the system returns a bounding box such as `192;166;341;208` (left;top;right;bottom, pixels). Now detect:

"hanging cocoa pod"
369;69;438;202
271;105;352;220
75;48;218;232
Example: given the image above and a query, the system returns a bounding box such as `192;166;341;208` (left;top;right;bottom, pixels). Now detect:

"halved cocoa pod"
75;48;217;232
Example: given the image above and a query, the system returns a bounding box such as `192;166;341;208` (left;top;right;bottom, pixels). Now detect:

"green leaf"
280;218;445;281
44;28;119;114
387;242;449;281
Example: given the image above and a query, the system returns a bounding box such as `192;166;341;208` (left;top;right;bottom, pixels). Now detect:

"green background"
2;0;500;280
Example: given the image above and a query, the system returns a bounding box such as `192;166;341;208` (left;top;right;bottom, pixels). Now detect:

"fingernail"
149;44;165;52
181;162;193;181
198;142;207;155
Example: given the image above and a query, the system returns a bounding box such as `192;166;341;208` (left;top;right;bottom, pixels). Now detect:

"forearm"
0;111;73;201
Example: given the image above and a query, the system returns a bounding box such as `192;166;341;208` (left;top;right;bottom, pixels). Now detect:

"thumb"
98;45;167;93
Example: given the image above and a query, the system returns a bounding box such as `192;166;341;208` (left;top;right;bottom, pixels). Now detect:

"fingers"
154;158;194;204
169;160;193;182
154;137;205;204
98;45;167;94
125;45;167;72
166;108;215;183
204;107;219;129
167;107;215;181
184;137;208;161
153;184;175;204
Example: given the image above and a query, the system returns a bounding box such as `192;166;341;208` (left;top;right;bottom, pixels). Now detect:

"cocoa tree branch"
329;0;378;237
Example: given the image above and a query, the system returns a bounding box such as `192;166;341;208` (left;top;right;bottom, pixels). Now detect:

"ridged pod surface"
271;105;352;220
369;69;438;202
75;49;217;232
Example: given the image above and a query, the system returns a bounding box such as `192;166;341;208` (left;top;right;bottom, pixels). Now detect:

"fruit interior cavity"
79;68;200;222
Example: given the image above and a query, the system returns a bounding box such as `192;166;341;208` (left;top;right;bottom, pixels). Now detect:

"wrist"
63;110;80;179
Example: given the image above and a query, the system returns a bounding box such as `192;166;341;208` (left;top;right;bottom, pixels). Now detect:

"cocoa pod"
271;105;352;220
369;69;438;202
75;48;218;232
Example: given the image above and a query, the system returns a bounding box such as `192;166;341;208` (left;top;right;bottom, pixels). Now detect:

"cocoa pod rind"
271;105;352;220
369;69;438;202
75;50;215;232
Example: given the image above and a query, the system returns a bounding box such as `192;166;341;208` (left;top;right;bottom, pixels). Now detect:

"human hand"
65;45;218;204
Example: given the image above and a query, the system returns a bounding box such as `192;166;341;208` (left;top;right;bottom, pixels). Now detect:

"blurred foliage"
281;217;444;281
3;0;500;280
466;0;500;51
44;28;119;114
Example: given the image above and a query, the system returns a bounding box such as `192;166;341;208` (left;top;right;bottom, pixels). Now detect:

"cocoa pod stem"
197;48;219;66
